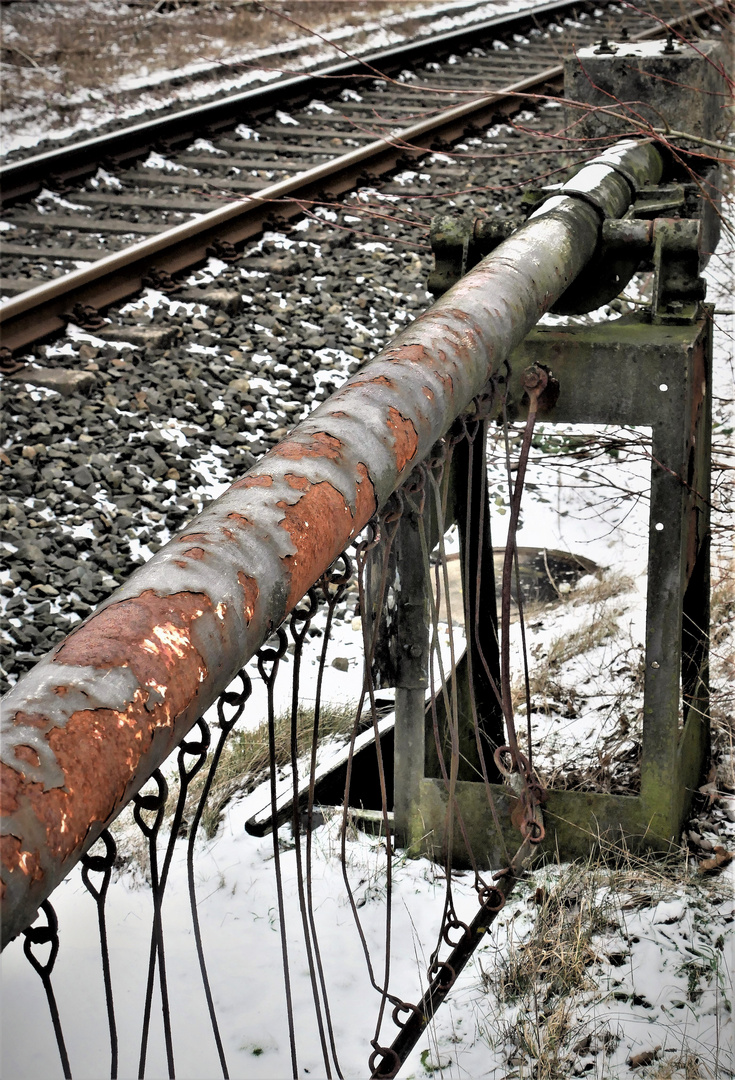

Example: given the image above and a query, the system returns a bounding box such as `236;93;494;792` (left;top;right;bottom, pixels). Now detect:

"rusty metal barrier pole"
0;138;663;948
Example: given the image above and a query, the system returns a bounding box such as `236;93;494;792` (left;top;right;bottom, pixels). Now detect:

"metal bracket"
427;211;515;297
429;163;721;322
601;216;705;323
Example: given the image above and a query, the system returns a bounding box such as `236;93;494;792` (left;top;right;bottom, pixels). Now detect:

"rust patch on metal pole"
271;431;345;461
382;343;432;365
12;746;40;769
226;512;253;529
54;591;210;684
17;592;207;823
2;591;214;906
0;836;43;897
237;573;259;625
386;407;419;473
284;475;311;492
174;547;207;566
279;465;376;609
231;474;274;491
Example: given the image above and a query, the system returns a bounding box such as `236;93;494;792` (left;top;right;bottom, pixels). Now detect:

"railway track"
1;0;723;352
0;0;729;694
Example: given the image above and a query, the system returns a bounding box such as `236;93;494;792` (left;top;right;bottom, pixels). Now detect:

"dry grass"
546;606;623;670
518;604;624;710
488;859;620;1078
480;845;732;1080
513;570;634;706
570;573;635;608
508;571;644;794
187;699;358;837
494;863;614;1008
710;560;735;793
0;0;439;130
108;699;358;879
649;1053;709;1078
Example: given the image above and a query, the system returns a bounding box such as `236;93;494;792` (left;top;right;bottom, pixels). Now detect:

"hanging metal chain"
497;364;551;841
22;900;72;1079
186;668;253;1080
134;769;174;1079
257;627;299;1079
136;725;211;1079
81;829;119;1079
331;516;423;1075
368;832;538;1079
304;547;387;1080
414;423;510;1017
367;377;554;1077
353;522;401;1065
287;586;344;1080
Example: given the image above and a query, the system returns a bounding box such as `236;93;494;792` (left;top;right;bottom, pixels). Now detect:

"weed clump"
187;700;358;838
475;849;732;1080
496;864;613;1008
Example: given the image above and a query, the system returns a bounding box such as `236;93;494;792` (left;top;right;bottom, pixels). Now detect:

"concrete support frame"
392;504;432;845
394;309;712;865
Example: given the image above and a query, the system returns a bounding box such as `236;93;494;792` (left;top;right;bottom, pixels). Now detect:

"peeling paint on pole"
0;139;663;947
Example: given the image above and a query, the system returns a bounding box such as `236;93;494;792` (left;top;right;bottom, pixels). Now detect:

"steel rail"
0;137;664;948
0;64;565;352
0;0;590;204
0;2;717;355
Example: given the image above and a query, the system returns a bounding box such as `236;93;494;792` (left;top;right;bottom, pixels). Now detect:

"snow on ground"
1;756;732;1079
3;255;734;1079
3;237;734;1080
1;27;733;1072
2;362;733;1078
1;0;549;157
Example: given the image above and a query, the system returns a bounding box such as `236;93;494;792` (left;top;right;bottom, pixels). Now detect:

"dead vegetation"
186;698;358;838
109;699;358;879
519;601;626;712
570;573;635;608
710;559;735;795
494;862;614;1007
509;569;645;795
0;0;437;137
478;847;733;1079
546;604;624;672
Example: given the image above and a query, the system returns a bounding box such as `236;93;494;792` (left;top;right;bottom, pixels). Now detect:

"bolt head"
521;364;548;393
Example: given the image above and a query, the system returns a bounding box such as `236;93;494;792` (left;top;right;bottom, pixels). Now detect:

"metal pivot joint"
430;35;724;322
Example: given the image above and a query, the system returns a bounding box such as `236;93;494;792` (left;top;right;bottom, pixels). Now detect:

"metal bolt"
594;36;617;55
521;364;548;393
663;32;677;54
